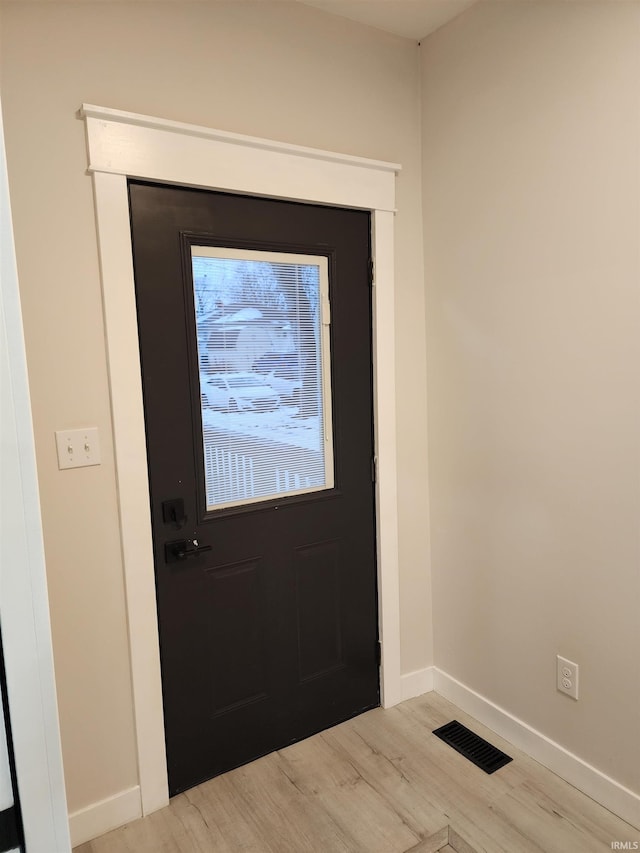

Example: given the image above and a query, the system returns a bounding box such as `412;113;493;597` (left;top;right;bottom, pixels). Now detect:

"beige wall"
11;0;637;823
422;1;640;792
0;2;431;813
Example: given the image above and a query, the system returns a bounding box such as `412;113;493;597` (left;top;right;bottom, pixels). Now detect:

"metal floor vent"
433;720;513;774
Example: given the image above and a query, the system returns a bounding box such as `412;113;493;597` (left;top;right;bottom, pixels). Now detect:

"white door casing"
81;104;402;815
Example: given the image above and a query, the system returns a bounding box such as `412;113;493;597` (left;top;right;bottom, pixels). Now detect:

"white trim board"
69;786;141;848
433;669;640;830
81;104;403;829
0;100;71;851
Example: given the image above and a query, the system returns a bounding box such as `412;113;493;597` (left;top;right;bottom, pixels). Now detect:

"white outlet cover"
556;654;579;700
55;427;101;470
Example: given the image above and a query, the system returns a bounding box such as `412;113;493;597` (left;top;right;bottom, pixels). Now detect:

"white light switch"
55;427;101;470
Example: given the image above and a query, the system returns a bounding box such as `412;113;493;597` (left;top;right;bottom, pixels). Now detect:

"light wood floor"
75;693;640;852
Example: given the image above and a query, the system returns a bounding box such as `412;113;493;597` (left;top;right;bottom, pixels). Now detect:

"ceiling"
299;0;479;41
0;0;477;41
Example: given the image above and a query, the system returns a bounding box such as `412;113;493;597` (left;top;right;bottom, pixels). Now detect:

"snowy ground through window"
202;406;322;453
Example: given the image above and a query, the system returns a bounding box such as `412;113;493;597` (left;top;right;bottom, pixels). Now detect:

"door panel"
295;540;344;681
129;182;379;795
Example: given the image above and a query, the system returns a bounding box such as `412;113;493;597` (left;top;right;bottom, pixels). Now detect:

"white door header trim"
80;105;399;213
80;104;401;175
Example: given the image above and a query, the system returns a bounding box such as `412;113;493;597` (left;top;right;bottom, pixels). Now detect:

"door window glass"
192;247;334;510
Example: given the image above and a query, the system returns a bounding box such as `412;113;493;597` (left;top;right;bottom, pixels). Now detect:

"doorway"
83;103;401;816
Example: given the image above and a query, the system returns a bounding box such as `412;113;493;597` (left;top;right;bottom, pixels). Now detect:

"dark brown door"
129;181;379;795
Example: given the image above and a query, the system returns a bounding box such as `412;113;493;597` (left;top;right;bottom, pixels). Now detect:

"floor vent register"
433;720;513;774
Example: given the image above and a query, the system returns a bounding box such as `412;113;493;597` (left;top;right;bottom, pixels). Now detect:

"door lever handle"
165;538;212;563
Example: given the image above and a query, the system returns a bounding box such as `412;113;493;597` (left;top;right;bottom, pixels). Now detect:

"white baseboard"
433;668;640;830
69;785;142;847
400;666;434;701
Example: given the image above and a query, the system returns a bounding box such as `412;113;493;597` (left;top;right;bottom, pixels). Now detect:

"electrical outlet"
557;655;579;700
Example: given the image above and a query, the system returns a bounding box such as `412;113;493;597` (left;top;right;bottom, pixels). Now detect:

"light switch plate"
55;427;101;470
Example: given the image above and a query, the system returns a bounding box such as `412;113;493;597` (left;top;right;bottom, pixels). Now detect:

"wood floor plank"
488;781;626;853
210;748;359;852
344;705;517;826
179;787;268;852
499;757;638;841
320;720;449;841
444;803;548;853
274;728;422;852
72;693;640;853
403;825;450;852
447;824;479;853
